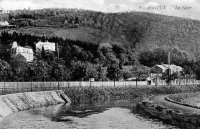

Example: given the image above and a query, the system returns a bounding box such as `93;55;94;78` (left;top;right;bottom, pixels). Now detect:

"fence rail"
0;80;199;95
0;81;149;89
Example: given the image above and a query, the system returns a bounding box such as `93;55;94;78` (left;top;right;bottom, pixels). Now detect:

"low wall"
0;90;71;121
136;98;200;129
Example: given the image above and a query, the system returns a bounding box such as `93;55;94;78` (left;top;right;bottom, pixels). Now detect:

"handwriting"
174;6;192;10
148;6;166;10
139;5;192;11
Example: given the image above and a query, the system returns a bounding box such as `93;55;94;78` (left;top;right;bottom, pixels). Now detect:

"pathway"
152;95;200;114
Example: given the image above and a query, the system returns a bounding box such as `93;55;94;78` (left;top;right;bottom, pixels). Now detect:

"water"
0;100;178;129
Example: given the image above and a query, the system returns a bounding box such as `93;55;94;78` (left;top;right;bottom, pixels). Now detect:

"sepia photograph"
0;0;200;128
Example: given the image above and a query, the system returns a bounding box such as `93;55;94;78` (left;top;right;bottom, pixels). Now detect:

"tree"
0;59;12;81
0;44;11;61
193;61;200;80
35;49;42;60
85;63;98;80
154;48;168;64
70;61;86;81
139;50;154;67
99;43;118;65
60;42;72;66
96;65;108;81
51;63;70;81
10;54;28;81
123;71;133;80
131;65;150;80
28;60;51;81
112;44;127;67
41;46;45;59
107;64;122;81
171;47;194;66
72;45;88;62
44;50;55;62
139;48;168;67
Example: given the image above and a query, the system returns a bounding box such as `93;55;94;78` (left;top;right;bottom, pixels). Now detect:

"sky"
0;0;200;20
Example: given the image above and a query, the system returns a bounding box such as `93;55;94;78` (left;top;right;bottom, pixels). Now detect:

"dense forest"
0;9;200;81
0;31;146;81
0;31;200;82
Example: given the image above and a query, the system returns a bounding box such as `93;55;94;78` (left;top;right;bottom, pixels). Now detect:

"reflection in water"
0;100;179;129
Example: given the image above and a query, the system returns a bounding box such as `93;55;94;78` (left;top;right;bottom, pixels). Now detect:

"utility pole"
168;51;171;85
156;66;157;87
57;43;60;60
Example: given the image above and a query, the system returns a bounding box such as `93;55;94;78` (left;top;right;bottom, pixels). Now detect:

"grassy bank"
64;85;200;105
167;92;200;107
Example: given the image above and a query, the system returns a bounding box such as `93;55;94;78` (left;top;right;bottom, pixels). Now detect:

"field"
1;26;118;44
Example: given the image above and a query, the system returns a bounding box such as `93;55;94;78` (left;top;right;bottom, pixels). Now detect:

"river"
0;100;179;129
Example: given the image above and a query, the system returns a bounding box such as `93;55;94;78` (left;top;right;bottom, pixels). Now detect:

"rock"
155;105;165;111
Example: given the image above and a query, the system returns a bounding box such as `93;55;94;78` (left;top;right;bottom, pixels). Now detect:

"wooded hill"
1;8;200;60
1;9;200;81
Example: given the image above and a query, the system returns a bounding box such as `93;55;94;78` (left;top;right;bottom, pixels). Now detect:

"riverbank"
64;85;200;105
0;99;177;129
0;90;70;121
1;85;200;126
136;94;200;129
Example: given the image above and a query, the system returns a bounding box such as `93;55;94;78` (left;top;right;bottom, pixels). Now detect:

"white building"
11;42;34;62
150;64;183;75
0;21;9;26
36;41;56;52
0;8;9;14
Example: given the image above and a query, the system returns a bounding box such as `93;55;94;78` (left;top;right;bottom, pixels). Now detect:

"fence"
0;81;149;89
155;79;200;86
0;81;147;95
0;80;199;95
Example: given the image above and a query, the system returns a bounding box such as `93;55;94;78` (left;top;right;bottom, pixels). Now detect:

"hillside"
1;8;200;59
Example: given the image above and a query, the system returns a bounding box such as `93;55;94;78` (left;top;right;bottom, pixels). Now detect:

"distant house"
0;21;15;28
0;8;9;14
150;64;183;75
0;9;5;14
11;42;34;62
149;64;183;85
36;41;56;52
0;21;9;26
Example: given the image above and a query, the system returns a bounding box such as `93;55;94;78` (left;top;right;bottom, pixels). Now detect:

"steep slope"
2;9;200;59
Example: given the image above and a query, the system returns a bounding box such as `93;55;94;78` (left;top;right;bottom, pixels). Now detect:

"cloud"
105;0;200;20
0;0;105;10
144;2;160;7
93;0;105;6
0;0;34;10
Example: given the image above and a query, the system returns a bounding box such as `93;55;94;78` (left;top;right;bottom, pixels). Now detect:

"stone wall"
0;90;70;121
137;99;200;129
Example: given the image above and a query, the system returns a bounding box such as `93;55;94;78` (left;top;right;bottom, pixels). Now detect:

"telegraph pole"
57;42;60;60
168;51;171;85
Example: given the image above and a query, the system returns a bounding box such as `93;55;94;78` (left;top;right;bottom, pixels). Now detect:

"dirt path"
152;95;200;114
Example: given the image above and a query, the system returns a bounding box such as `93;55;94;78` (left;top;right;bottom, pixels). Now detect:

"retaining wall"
137;98;200;129
0;90;71;121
